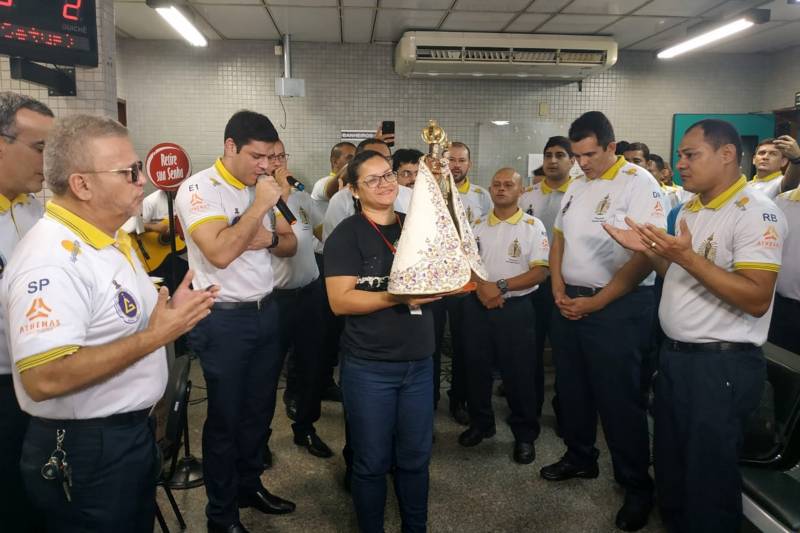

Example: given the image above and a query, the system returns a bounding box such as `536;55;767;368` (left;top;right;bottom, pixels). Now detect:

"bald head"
489;167;523;208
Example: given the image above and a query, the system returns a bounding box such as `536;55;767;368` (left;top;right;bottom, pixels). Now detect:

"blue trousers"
341;353;434;533
189;299;282;525
550;287;654;501
655;343;765;533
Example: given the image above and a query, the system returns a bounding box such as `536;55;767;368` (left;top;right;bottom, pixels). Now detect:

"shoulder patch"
623;167;638;175
524;185;534;193
734;196;750;210
474;187;485;194
209;177;221;187
473;218;482;225
525;218;535;225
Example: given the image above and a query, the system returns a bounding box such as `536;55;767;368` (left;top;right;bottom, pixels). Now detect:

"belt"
565;284;603;297
274;283;316;297
33;408;151;428
212;292;274;311
777;293;800;307
0;373;12;387
663;339;757;353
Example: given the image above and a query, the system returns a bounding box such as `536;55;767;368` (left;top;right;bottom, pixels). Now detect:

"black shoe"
320;382;343;402
293;432;334;458
540;457;599;481
615;498;652;531
207;521;250;533
238;488;296;515
513;442;536;464
284;397;298;421
458;426;496;447
450;402;470;426
263;443;273;469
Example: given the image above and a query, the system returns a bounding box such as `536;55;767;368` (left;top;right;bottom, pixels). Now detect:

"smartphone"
381;120;395;147
775;122;792;138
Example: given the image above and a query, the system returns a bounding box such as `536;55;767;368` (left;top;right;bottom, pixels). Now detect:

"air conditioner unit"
394;31;618;80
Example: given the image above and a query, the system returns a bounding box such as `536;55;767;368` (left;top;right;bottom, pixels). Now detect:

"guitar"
130;222;186;273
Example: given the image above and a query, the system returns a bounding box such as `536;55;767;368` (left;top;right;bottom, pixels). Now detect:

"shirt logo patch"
623;168;637;175
735;197;749;210
561;195;573;215
651;201;664;218
595;194;611;217
759;226;780;249
61;240;81;263
115;289;140;324
508;238;522;259
299;206;310;225
190;192;208;213
696;234;718;262
466;206;474;223
20;297;60;336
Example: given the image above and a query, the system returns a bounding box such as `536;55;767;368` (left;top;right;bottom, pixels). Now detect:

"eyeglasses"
0;133;45;154
398;169;418;179
360;170;397;189
82;161;144;183
267;153;289;163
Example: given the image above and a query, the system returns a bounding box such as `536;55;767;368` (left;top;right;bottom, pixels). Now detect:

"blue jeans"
341;354;434;533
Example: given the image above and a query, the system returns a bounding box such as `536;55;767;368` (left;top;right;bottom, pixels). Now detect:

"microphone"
287;175;305;191
276;198;297;225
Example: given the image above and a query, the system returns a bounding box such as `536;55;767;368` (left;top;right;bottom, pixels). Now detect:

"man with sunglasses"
175;110;298;533
0;91;53;532
2;114;217;532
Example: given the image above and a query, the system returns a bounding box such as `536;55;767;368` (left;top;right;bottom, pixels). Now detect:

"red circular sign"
145;143;191;191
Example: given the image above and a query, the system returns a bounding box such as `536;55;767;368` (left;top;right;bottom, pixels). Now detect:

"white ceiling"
114;0;800;54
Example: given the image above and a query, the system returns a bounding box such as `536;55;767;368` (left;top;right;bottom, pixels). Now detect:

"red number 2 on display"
0;1;82;19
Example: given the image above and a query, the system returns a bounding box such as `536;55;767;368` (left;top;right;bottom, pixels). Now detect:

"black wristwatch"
267;232;280;249
496;279;509;294
790;156;800;165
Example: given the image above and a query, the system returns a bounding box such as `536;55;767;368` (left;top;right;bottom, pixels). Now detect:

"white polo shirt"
272;190;323;289
775;188;800;301
322;185;412;243
2;202;167;419
518;178;572;241
554;157;667;288
0;194;43;376
749;172;783;199
456;177;492;225
175;159;275;303
311;173;334;208
660;177;786;345
472;209;549;298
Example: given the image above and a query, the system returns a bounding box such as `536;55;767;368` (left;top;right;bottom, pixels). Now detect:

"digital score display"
0;0;98;67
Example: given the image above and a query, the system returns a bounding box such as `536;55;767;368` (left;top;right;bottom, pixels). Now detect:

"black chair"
154;354;191;532
740;342;800;532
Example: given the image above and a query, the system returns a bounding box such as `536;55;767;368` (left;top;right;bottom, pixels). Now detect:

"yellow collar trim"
0;193;29;213
685;175;747;212
456;177;471;194
541;178;571;194
45;202;134;265
214;159;246;190
752;171;782;183
488;208;524;226
599;156;626;181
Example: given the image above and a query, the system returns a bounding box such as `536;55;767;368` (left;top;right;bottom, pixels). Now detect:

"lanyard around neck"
362;212;402;254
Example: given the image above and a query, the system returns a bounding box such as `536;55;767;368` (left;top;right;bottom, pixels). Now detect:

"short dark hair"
330;141;356;160
686;119;743;165
615;141;630;155
756;137;778;151
356;137;388;154
224;110;279;152
544;136;573;157
345;150;385;188
648;153;666;171
0;92;53;138
533;166;545;177
569;111;615;149
448;141;471;160
392;148;423;171
625;142;650;160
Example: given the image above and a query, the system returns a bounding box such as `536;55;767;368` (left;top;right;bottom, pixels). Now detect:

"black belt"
565;284;603;297
0;373;12;387
777;293;800;307
274;283;316;297
33;408;150;428
212;292;274;311
663;339;757;353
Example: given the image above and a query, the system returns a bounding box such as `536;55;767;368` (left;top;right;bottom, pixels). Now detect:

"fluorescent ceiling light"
491;120;510;126
156;6;207;47
657;18;753;59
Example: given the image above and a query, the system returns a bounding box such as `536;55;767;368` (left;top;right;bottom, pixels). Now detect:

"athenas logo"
20;297;60;335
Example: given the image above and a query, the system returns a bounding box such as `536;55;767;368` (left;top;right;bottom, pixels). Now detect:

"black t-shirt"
324;212;434;362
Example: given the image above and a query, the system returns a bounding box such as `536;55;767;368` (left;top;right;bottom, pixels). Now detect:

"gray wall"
762;44;800;111
117;39;773;188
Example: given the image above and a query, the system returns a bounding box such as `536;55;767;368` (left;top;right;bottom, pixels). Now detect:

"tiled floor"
154;358;670;533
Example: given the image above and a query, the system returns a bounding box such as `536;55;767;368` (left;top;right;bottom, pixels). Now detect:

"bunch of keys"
40;429;72;502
